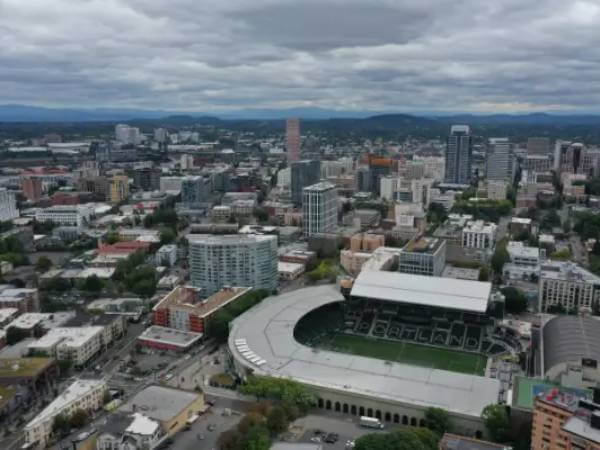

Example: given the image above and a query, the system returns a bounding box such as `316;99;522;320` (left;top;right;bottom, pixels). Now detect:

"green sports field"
326;334;487;376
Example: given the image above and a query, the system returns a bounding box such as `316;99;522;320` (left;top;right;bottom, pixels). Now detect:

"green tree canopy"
424;407;452;437
501;287;528;314
481;404;510;443
35;256;53;272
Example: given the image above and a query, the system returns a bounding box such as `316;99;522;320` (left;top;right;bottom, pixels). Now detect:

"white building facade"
35;205;93;227
462;220;497;250
0;188;18;222
302;182;337;236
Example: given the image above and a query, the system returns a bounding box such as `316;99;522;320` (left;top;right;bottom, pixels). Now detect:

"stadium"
228;272;508;437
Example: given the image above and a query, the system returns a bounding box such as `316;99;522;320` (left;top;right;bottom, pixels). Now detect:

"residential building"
0;307;19;328
24;379;107;448
286;118;301;162
291;160;321;205
507;241;544;266
413;155;445;182
277;167;291;188
110;175;129;203
340;250;373;276
398;236;446;277
278;261;305;280
486;138;515;182
156;244;177;267
538;261;600;313
462;220;497;250
525;154;553;173
527;137;550;155
0;188;18;222
188;234;278;295
352;209;380;229
0;287;40;313
181;175;211;209
380;176;400;201
27;326;105;367
35;205;93;227
120;385;205;436
302;182;337;236
444;125;472;184
531;386;600;450
22;177;43;202
153;285;251;335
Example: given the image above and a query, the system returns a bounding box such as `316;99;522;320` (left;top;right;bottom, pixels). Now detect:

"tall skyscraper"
286;118;301;162
444;125;472;185
527;137;550;155
0;188;18;222
302;182;337;236
291;160;321;206
109;175;129;203
22;177;43;202
181;176;212;209
188;234;278;295
486;138;515;182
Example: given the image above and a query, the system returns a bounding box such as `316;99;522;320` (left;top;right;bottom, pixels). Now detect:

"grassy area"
0;357;54;378
327;334;486;376
0;385;16;408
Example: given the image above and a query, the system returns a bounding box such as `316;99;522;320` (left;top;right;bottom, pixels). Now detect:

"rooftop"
512;376;590;411
153;286;251;318
125;412;160;436
26;379;106;429
440;433;511;449
138;325;202;348
303;181;336;192
229;285;500;419
8;312;75;330
540;261;600;283
187;233;276;245
403;236;444;254
442;265;480;281
0;307;18;323
0;358;55;379
351;270;491;313
28;326;103;350
563;415;600;444
120;385;202;422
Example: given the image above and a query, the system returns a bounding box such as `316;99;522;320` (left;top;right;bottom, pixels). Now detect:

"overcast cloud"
1;0;600;113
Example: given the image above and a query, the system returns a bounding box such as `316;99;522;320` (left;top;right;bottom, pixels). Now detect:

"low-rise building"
137;325;202;352
486;181;508;201
35;205;93;227
398;236;446;277
27;326;104;367
24;379;107;448
0;307;19;328
507;241;544;266
86;297;144;322
278;261;305;280
462;220;497;250
152;286;251;335
0;287;40;313
95;412;164;450
0;358;58;394
120;385;205;436
509;217;533;236
439;433;510;449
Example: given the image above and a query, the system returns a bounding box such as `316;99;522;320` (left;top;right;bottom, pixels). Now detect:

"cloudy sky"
1;0;599;114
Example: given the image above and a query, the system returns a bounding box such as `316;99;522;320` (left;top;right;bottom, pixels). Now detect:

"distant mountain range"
2;104;600;126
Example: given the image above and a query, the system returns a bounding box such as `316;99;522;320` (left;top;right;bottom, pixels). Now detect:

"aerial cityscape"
2;1;600;450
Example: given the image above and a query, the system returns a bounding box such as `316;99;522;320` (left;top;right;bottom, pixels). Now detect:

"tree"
266;406;289;435
217;429;243;450
159;226;176;245
501;287;528;314
69;408;88;428
6;326;28;345
491;243;510;274
82;275;104;293
52;413;70;435
424;407;452;437
478;266;490;281
35;256;53;272
106;232;119;244
253;207;269;223
481;404;510;443
244;426;271;450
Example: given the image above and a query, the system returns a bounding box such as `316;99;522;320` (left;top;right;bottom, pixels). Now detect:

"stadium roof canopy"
229;285;500;420
351;270;492;313
542;316;600;374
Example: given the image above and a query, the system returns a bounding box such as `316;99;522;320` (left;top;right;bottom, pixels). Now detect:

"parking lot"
169;406;242;450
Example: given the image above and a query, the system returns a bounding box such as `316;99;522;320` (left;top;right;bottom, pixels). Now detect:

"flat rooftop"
351;270;491;313
28;326;103;350
138;325;202;348
403;236;444;254
0;307;18;323
8;312;75;330
120;385;202;422
0;358;54;379
229;285;500;419
153;286;251;318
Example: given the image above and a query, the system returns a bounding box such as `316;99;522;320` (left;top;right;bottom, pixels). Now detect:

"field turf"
327;333;486;376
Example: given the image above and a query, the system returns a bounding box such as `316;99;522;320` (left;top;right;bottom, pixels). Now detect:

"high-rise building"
115;124;141;145
0;188;18;222
22;177;43;202
181;176;212;209
154;128;168;143
302;182;337;236
486;138;515;182
366;155;393;195
527;137;550;155
133;168;161;192
188;234;278;296
444;125;472;185
110;175;129;203
286;118;301;162
291;160;321;205
355;167;371;193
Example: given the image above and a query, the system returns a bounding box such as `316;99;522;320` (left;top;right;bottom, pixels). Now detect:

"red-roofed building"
97;241;150;256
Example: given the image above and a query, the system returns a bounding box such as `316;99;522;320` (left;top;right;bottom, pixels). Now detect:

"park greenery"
143;206;178;229
239;376;315;414
52;408;89;437
451;199;512;223
210;289;269;342
491;239;509;274
35;256;53;272
114;251;157;298
426;202;448;228
0;235;29;266
354;427;439;450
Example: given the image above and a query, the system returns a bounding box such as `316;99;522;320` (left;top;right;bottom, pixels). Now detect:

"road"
569;235;588;267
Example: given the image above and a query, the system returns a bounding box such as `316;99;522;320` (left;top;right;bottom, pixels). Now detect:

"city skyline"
1;0;600;114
